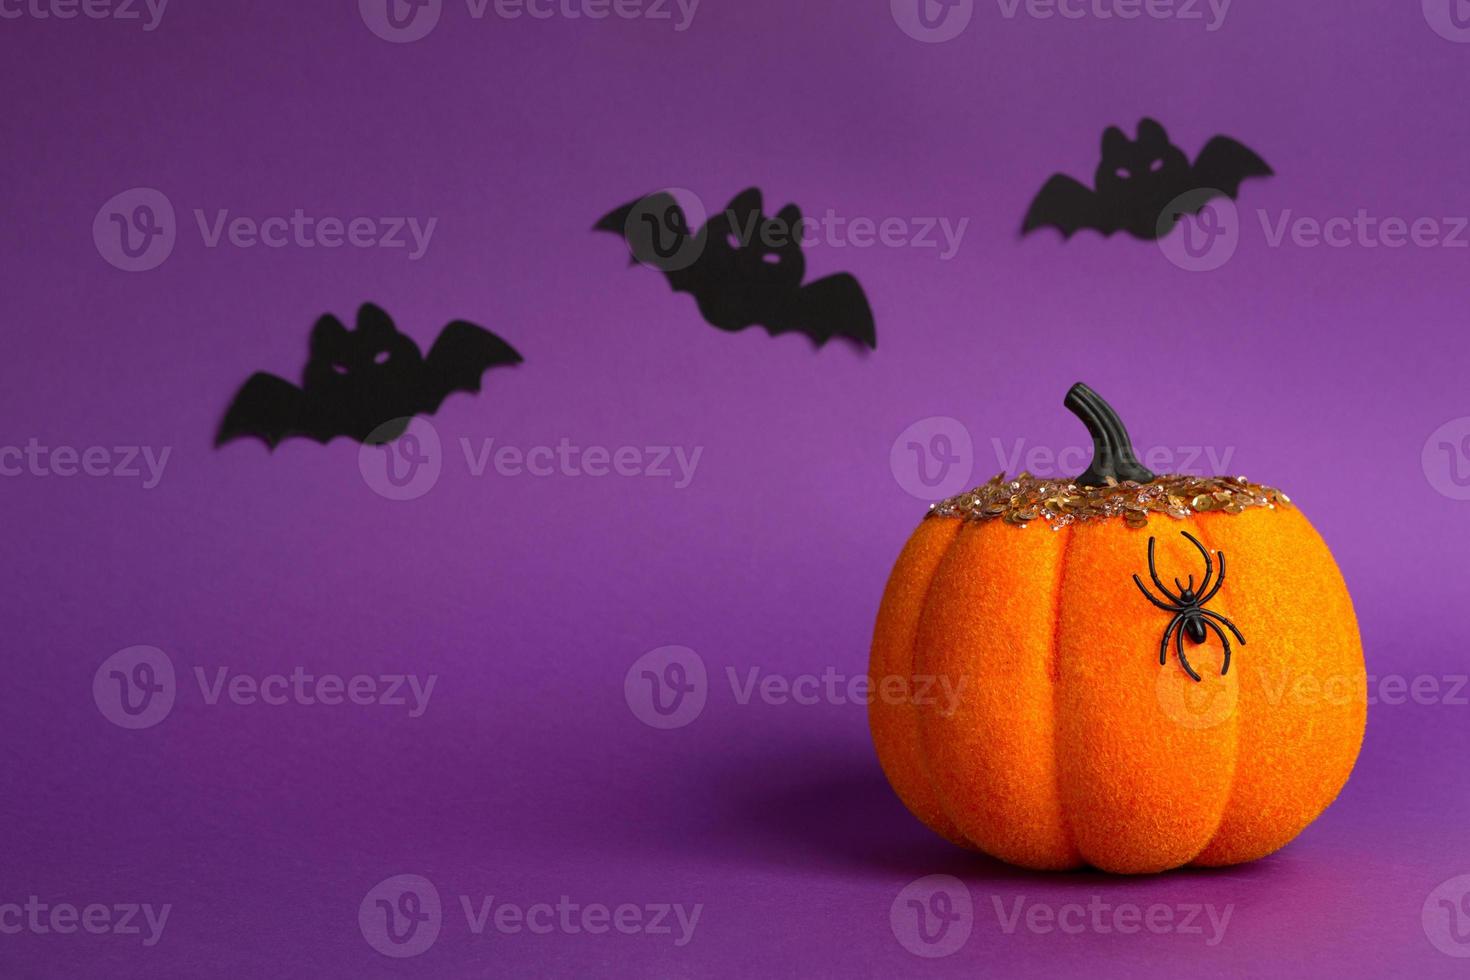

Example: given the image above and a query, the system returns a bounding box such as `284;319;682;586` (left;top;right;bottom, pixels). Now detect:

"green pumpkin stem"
1065;383;1157;488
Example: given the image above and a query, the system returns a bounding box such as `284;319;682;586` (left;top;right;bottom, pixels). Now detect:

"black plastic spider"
1132;531;1246;682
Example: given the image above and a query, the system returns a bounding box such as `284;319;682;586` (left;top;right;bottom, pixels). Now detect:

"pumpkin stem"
1065;383;1156;487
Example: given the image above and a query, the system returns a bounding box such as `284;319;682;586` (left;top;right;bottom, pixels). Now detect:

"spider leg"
1134;575;1182;612
1175;622;1203;682
1159;614;1183;666
1147;537;1183;604
1199;608;1246;646
1199;551;1227;605
1200;617;1233;676
1181;531;1214;597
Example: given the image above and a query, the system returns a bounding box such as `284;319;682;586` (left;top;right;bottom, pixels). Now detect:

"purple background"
3;1;1470;976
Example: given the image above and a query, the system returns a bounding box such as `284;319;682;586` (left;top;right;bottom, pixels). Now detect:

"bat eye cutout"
1131;531;1247;683
1022;117;1272;241
216;303;523;449
596;187;877;350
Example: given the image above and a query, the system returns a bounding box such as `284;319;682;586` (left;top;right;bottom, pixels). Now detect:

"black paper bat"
1022;118;1272;241
596;187;876;349
216;303;522;448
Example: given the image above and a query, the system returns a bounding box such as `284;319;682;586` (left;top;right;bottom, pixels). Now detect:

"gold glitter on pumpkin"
927;473;1291;531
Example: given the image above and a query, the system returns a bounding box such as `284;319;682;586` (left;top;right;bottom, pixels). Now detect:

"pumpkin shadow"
722;740;1286;887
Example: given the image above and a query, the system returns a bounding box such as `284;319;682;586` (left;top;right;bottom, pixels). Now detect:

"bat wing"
1191;137;1273;199
420;321;523;412
595;191;687;264
1022;174;1106;238
595;192;709;297
593;197;643;246
594;196;647;273
770;274;877;350
215;372;314;448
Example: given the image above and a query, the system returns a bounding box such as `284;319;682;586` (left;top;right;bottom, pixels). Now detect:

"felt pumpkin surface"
869;384;1366;874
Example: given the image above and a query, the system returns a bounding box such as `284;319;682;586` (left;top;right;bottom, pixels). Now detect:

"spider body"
1132;531;1246;682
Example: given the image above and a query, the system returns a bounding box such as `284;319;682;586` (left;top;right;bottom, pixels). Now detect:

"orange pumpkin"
869;384;1366;874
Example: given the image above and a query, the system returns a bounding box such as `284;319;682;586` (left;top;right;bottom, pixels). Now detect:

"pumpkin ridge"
1053;521;1241;871
917;524;982;851
1175;517;1241;864
1183;506;1366;866
913;520;1080;867
1047;524;1081;865
868;518;971;846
